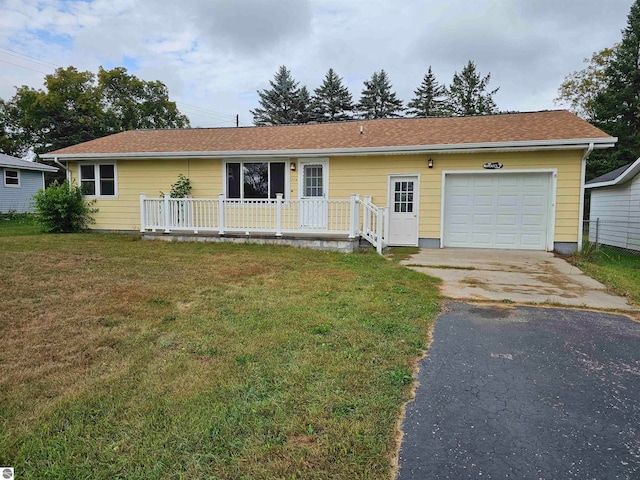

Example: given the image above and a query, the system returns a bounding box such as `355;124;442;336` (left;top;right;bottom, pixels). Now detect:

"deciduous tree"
554;48;615;120
0;66;190;160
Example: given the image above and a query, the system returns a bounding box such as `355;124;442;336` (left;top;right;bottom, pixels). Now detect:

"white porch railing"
140;193;389;253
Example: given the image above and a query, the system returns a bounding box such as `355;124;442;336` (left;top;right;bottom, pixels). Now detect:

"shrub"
33;181;97;233
160;173;192;198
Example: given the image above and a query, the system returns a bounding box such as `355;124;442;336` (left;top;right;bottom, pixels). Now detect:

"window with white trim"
226;161;286;199
79;164;116;196
4;169;20;187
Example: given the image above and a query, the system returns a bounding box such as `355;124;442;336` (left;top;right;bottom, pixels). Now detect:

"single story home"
41;110;614;253
0;153;58;214
584;157;640;251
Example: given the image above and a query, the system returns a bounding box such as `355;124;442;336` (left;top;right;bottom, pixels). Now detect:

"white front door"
388;175;419;246
299;160;328;229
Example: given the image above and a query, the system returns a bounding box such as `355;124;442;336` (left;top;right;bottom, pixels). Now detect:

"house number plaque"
483;162;504;169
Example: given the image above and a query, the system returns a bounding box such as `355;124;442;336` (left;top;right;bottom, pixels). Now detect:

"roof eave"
41;137;617;161
585;156;640;189
0;163;58;172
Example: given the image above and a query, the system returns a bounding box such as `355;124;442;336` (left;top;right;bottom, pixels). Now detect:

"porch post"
163;193;171;233
383;207;390;246
276;193;283;237
376;207;384;254
218;193;225;235
139;194;146;233
349;194;359;238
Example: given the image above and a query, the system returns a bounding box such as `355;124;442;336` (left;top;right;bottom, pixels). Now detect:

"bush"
33;181;97;233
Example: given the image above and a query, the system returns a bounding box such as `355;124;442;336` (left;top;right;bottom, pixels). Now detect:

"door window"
394;180;414;213
304;165;323;197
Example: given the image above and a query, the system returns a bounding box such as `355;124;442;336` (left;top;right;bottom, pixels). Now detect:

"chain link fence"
583;219;640;257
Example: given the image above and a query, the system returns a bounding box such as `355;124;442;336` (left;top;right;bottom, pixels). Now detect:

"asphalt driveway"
402;248;634;310
397;302;640;479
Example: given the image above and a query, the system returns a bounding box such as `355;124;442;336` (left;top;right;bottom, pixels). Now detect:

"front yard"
0;219;440;479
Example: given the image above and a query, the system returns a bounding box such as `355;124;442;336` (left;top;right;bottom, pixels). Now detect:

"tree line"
251;61;499;126
0;66;190;159
555;0;640;180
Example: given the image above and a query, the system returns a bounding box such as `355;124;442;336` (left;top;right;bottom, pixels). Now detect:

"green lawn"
575;246;640;307
0;220;441;479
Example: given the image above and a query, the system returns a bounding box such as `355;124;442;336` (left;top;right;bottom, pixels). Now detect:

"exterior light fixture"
290;161;296;172
428;158;434;169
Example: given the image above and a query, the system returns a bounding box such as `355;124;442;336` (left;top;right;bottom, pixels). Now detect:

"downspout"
52;157;71;182
577;142;594;250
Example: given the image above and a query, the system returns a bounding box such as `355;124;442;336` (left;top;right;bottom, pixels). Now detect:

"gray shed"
0;153;58;214
585;157;640;251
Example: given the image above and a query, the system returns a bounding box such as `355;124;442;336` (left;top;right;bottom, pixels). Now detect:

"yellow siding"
71;149;583;244
328;150;583;243
69;158;223;231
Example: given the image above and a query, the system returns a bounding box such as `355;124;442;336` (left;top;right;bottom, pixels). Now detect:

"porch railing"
140;193;388;253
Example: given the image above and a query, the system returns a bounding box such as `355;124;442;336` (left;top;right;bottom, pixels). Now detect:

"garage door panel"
497;195;518;207
472;214;493;226
444;173;551;250
523;195;544;206
497;214;517;226
522;214;544;227
498;176;519;187
474;195;494;206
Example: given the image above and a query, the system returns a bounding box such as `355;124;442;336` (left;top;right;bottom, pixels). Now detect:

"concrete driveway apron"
397;302;640;479
401;248;635;310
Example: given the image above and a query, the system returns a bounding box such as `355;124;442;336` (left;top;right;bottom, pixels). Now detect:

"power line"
0;57;51;75
0;47;59;68
0;50;244;126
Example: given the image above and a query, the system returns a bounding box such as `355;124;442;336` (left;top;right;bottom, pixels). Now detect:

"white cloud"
0;0;634;127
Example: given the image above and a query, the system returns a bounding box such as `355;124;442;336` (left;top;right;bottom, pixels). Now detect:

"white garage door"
443;172;552;250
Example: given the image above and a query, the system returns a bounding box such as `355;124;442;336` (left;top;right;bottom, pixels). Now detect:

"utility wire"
1;49;242;125
0;57;51;75
0;47;59;68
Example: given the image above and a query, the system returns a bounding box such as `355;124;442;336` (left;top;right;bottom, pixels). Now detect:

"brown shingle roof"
44;110;614;157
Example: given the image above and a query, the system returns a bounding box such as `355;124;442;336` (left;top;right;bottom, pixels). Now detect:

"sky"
0;0;634;128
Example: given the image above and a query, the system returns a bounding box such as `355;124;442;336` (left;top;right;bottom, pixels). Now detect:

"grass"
574;245;640;306
0;213;41;236
0;221;441;479
386;246;420;263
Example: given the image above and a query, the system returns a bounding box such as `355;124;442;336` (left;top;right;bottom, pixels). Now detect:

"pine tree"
296;86;313;124
251;66;308;126
407;66;448;117
591;0;640;171
447;61;499;116
357;70;404;119
311;68;353;122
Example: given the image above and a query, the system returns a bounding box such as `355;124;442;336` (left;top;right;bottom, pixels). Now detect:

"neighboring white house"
585;157;640;251
0;153;58;214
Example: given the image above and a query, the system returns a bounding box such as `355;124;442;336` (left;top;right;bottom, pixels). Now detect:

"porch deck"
139;194;388;253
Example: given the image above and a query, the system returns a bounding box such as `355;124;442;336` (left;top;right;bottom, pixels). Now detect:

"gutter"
40;137;617;161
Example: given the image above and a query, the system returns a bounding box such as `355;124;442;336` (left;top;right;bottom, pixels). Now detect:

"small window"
4;169;20;187
79;164;116;196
